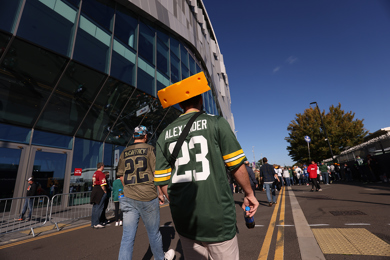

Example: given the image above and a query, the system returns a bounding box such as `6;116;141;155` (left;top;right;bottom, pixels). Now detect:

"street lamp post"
310;102;334;160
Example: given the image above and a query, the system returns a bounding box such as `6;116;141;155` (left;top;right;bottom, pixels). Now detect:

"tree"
285;103;368;164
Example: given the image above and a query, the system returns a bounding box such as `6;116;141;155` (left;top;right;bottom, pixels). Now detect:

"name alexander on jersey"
164;118;208;140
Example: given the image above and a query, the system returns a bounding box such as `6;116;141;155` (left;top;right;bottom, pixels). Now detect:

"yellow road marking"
0;224;91;250
274;187;286;260
258;187;283;260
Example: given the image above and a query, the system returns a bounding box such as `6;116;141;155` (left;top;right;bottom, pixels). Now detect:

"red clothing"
307;164;318;179
92;171;107;187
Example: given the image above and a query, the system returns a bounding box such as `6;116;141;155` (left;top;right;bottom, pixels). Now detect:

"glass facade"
0;0;222;199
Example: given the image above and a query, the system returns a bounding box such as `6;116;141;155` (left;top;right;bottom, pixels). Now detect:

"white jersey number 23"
168;136;210;183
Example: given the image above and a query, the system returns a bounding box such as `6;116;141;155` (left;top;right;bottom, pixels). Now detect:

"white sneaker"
164;249;175;260
94;224;105;229
119;221;123;226
115;222;119;226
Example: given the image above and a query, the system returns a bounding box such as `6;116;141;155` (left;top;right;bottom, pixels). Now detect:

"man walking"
154;72;258;260
308;161;322;192
18;177;38;221
245;161;258;196
319;162;329;185
117;126;174;260
90;162;107;229
260;158;279;207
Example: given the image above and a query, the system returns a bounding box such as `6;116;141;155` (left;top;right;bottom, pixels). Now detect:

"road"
1;182;390;260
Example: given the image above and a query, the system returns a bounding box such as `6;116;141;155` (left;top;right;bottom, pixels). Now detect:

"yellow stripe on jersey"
224;149;246;167
154;168;172;182
223;149;244;161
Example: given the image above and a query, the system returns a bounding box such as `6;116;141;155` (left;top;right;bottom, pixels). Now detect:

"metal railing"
49;191;92;231
0;195;50;237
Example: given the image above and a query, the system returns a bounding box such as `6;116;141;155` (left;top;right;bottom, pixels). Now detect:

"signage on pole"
114;149;120;167
304;136;311;143
74;168;82;176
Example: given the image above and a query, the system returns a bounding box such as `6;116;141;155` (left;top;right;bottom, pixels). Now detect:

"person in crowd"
245;161;258;196
282;167;291;186
308;161;322;192
117;126;174;260
294;166;302;185
303;165;309;186
288;167;294;186
100;171;111;225
261;158;280;207
366;154;380;182
17;177;38;221
90;162;107;229
344;163;352;182
354;155;366;183
275;165;283;186
319;162;329;185
112;175;123;226
154;80;258;260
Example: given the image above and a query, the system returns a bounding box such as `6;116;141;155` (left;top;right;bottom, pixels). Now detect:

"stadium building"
0;0;234;199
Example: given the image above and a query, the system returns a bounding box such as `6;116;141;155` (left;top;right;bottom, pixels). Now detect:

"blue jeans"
20;197;34;219
264;182;276;203
91;193;107;226
118;197;164;260
284;177;291;186
321;172;329;184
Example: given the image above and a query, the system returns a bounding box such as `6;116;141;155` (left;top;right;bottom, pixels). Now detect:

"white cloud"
273;66;281;73
286;56;298;64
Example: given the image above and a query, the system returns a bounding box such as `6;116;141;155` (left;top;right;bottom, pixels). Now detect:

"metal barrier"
0;195;50;237
49;191;92;231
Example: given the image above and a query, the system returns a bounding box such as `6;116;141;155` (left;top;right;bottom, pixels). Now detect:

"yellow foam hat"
158;72;210;109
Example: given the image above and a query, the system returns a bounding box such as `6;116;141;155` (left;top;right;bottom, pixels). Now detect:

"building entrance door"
24;146;72;198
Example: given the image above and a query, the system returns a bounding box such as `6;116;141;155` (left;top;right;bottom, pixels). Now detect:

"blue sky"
203;0;390;166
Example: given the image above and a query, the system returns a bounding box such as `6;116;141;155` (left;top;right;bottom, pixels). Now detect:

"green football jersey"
155;111;247;242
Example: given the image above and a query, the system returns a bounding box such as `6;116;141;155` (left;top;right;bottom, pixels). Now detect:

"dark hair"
263;157;268;163
179;95;202;110
97;162;104;169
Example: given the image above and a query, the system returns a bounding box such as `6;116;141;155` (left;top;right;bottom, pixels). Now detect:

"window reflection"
171;53;180;83
17;0;78;57
0;38;68;127
0;0;23;33
157;39;169;76
111;39;136;86
138;22;155;64
0;32;11;60
35;61;106;135
76;77;134;142
114;5;137;50
0;147;22;199
137;57;155;96
157;71;169;92
32;130;73;149
0;123;31;143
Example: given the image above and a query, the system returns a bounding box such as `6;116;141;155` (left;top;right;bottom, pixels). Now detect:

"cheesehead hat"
157;72;210;109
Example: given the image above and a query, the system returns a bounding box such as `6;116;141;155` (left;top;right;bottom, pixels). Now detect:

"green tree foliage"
285;103;368;164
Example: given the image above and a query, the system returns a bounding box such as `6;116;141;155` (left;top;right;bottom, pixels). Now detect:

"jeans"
118;197;164;260
91;193;107;226
290;177;294;185
284;177;291;186
264;182;276;203
20;197;34;219
321;172;329;184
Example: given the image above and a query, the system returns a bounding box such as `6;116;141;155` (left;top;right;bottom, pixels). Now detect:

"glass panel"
0;32;12;60
156;71;169;92
170;53;180;83
0;0;23;33
111;39;136;85
0;123;31;143
170;38;179;57
138;21;155;64
0;147;22;199
73;14;111;73
71;138;103;190
76;77;134;141
103;143;125;179
0;38;68;127
17;0;78;56
114;5;137;50
32;150;67;195
181;45;188;68
156;28;169;47
79;0;115;32
157;39;169;76
181;65;189;80
196;64;201;73
32;130;73;149
106;90;155;145
35;61;106;135
137;56;155;96
189;55;196;75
